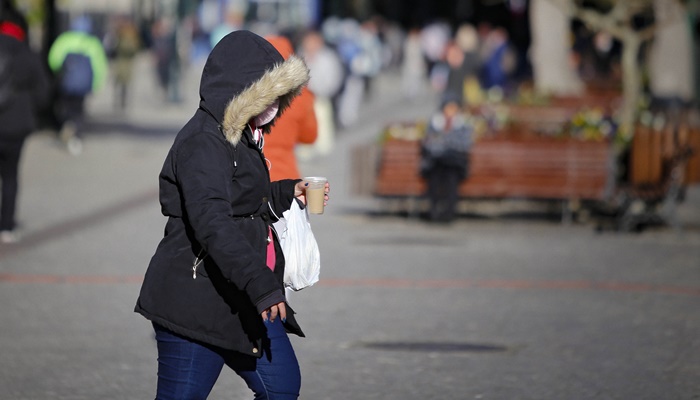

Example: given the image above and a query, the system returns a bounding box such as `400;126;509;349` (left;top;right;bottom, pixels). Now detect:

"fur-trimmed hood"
198;30;310;146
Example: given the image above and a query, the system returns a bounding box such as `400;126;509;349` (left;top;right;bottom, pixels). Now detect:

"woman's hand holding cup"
295;177;329;214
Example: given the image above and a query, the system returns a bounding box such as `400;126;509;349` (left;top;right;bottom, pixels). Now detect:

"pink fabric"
266;227;276;271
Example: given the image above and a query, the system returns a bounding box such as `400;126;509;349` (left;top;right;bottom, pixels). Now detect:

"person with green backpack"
47;16;108;155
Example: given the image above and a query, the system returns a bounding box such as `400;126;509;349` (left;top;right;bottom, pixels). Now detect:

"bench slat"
374;139;612;200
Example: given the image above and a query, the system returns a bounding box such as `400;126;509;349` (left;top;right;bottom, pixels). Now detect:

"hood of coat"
199;30;310;146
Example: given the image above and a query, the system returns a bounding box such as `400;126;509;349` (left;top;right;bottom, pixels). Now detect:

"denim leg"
230;318;301;400
153;323;225;400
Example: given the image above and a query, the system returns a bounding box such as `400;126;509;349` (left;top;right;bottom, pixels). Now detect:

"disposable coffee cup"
304;176;327;215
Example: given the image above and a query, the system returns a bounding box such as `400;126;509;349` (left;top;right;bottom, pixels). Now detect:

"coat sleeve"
175;133;283;311
268;179;301;221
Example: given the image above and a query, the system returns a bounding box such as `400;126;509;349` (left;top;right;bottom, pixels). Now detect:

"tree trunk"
648;0;694;103
619;33;642;139
529;0;584;95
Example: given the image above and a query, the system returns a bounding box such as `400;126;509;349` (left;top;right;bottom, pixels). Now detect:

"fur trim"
221;55;310;146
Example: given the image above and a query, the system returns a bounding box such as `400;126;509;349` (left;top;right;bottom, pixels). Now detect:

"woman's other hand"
262;301;287;323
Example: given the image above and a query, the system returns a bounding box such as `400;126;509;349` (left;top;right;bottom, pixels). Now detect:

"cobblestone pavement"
0;54;699;400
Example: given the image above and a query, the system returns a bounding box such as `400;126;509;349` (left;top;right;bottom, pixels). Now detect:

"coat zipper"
192;249;206;279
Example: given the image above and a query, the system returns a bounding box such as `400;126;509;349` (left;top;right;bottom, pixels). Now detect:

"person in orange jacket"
264;34;318;181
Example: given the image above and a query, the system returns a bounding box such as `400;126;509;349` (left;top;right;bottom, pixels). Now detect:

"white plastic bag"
273;200;320;291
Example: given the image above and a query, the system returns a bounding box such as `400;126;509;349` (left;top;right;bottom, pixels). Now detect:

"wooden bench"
355;106;700;225
370;136;614;218
594;121;700;232
595;145;694;232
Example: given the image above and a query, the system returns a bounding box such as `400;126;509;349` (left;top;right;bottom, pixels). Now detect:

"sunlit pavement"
1;54;699;399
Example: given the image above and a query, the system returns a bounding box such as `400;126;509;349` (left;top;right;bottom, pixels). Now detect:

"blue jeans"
153;319;300;400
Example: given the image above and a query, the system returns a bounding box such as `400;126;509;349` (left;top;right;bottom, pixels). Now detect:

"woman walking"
134;31;328;399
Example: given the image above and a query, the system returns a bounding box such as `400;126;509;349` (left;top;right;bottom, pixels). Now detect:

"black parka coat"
0;34;50;138
135;31;310;356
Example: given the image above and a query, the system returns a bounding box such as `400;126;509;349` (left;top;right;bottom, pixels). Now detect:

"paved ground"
1;54;699;400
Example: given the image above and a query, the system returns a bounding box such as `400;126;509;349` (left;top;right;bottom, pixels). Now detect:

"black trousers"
425;164;463;222
56;94;86;137
0;135;27;231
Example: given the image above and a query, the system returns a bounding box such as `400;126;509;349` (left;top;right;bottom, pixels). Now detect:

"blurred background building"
9;0;697;101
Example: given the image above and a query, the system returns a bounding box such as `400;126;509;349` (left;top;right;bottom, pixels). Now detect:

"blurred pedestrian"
442;41;467;104
334;18;382;128
401;27;427;102
420;20;451;78
209;5;244;48
48;16;109;155
264;34;318;180
111;17;141;111
135;30;329;399
298;29;344;159
479;26;515;92
0;29;50;243
151;17;181;103
452;23;483;107
421;20;451;92
420;93;473;223
353;18;383;97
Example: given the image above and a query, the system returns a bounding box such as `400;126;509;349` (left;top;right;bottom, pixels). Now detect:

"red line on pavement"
317;278;700;297
0;274;699;297
0;273;145;284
